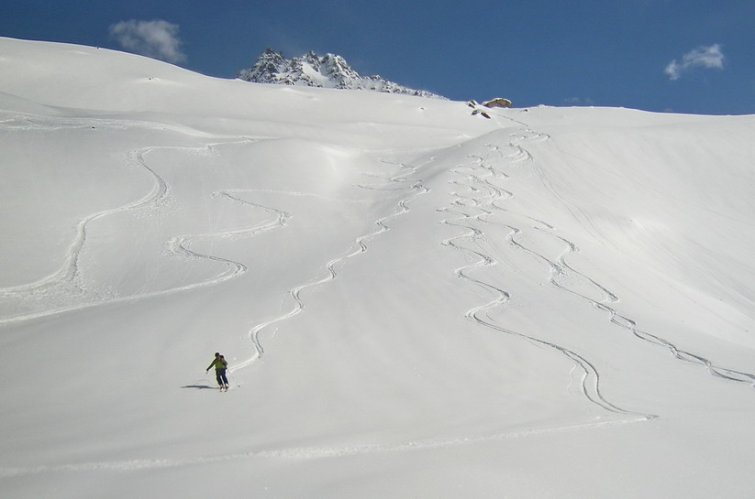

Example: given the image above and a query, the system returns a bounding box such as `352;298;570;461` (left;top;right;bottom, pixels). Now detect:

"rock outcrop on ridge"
239;48;445;99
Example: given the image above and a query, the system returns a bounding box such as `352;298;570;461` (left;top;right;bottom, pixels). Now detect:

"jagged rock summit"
239;48;445;99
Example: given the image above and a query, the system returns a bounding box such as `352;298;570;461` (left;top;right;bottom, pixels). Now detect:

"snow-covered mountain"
2;37;755;499
239;48;445;98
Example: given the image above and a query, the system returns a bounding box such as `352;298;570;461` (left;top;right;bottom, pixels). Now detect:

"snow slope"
1;37;754;498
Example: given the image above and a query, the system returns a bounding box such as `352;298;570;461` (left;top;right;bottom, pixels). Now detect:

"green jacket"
207;357;228;371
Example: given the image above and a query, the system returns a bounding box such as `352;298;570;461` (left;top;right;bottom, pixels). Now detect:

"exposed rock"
239;49;445;99
482;97;513;108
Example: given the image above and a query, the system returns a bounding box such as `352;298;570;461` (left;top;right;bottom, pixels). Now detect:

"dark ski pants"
215;368;228;387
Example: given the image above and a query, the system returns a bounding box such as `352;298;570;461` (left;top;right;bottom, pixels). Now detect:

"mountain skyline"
238;48;446;98
2;0;753;115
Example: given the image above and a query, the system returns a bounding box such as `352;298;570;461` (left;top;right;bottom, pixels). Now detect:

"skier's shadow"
180;384;217;390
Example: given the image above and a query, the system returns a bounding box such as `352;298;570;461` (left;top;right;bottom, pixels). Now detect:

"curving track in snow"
457;118;755;392
0;136;286;326
230;161;430;373
0;149;166;301
439;139;654;419
507;126;755;389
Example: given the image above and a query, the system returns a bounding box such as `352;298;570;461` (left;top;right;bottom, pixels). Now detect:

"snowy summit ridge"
239;48;445;99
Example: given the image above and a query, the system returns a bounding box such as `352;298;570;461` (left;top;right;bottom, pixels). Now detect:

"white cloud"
665;44;724;80
109;20;186;64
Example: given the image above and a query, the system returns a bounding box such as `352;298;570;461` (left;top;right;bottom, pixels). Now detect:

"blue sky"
2;0;753;114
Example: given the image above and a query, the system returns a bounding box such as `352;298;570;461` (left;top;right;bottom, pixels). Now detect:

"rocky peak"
238;49;445;99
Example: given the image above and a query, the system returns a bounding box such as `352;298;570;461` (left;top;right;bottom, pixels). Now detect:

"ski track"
165;188;293;291
3;114;753;479
230;160;430;373
439;195;653;418
0;148;167;299
452;116;755;392
439;128;648;417
0;132;288;326
0;416;647;478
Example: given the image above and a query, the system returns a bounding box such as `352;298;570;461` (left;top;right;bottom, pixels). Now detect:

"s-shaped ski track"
0;137;287;326
471;112;755;391
440;127;657;420
230;160;430;373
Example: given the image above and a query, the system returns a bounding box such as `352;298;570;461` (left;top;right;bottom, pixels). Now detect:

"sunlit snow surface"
1;37;755;498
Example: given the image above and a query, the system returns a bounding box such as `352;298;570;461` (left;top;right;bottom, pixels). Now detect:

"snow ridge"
238;48;445;99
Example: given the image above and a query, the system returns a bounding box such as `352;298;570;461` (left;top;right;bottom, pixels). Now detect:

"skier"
206;352;229;391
